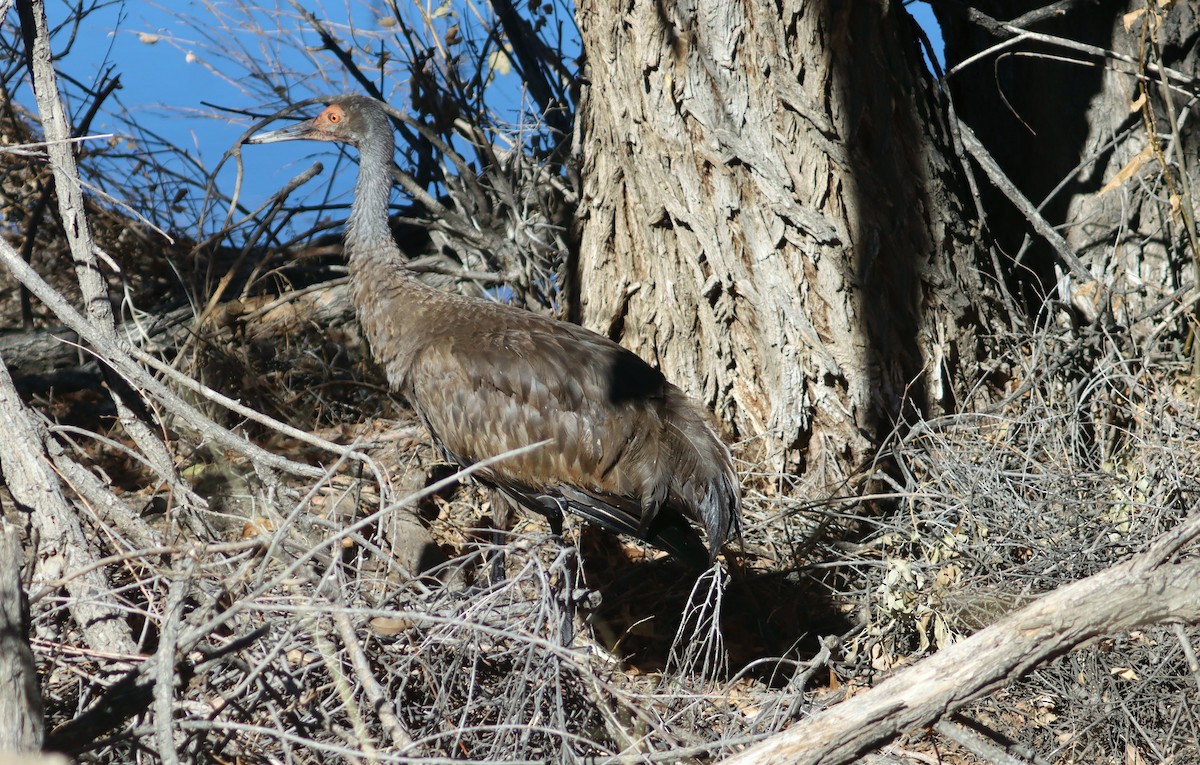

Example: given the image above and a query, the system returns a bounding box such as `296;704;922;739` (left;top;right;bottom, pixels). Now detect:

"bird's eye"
328;112;341;123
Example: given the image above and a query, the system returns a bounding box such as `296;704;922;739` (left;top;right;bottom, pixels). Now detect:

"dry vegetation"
1;1;1199;763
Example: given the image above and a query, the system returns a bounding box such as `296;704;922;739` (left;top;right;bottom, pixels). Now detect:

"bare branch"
0;520;43;752
955;119;1096;286
724;516;1200;765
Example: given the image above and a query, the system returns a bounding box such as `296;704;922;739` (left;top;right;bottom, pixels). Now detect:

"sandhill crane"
248;95;740;565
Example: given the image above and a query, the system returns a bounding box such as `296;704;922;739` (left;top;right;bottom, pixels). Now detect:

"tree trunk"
574;0;1000;483
0;521;42;753
938;1;1200;330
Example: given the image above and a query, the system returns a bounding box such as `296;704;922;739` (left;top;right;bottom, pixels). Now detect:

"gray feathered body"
264;95;740;562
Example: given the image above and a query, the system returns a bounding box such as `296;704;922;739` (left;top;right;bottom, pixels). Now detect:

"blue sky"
18;1;943;239
21;1;576;238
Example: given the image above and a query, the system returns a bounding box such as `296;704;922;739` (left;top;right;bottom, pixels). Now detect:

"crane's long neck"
342;118;439;388
344;127;401;267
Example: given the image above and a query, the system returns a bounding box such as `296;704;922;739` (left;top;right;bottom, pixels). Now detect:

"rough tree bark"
938;1;1199;328
574;0;1001;483
0;520;42;753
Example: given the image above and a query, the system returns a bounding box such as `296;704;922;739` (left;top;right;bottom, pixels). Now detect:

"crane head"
248;99;362;147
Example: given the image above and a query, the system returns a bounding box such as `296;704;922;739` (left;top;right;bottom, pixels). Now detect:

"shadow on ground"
578;530;852;684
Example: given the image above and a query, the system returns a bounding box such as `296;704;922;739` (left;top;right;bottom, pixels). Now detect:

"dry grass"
18;311;1200;763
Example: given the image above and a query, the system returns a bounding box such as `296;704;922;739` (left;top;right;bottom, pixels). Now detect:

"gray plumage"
249;95;740;564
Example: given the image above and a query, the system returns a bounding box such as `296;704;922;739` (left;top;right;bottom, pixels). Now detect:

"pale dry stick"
174;441;553;654
51;444;549;751
175;718;400;762
944;32;1026;81
46;431;164;551
53;424;179;480
20;0;194;508
665;565;729;681
721;513;1200;765
28;541;260;605
153;562;195;765
1171;622;1200;696
1007;26;1197;90
933;717;1046;765
0;235;324;481
306;608;381;764
947;26;1197;98
955;120;1095;286
1;133;113;157
329;599;416;750
0;350;138;660
0;520;43;753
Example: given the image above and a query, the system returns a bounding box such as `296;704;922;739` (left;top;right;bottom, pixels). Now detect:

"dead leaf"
1100;144;1154;195
241;517;275;538
370;617;416;636
1123;8;1146;31
827;667;841;690
488;47;512;76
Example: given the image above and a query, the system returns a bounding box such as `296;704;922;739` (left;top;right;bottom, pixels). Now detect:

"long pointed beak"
246;118;320;145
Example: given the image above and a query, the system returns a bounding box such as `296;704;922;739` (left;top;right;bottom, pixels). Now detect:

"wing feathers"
399;304;740;562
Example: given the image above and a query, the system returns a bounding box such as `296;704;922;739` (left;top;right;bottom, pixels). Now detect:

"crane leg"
489;489;578;645
486;489;514;585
